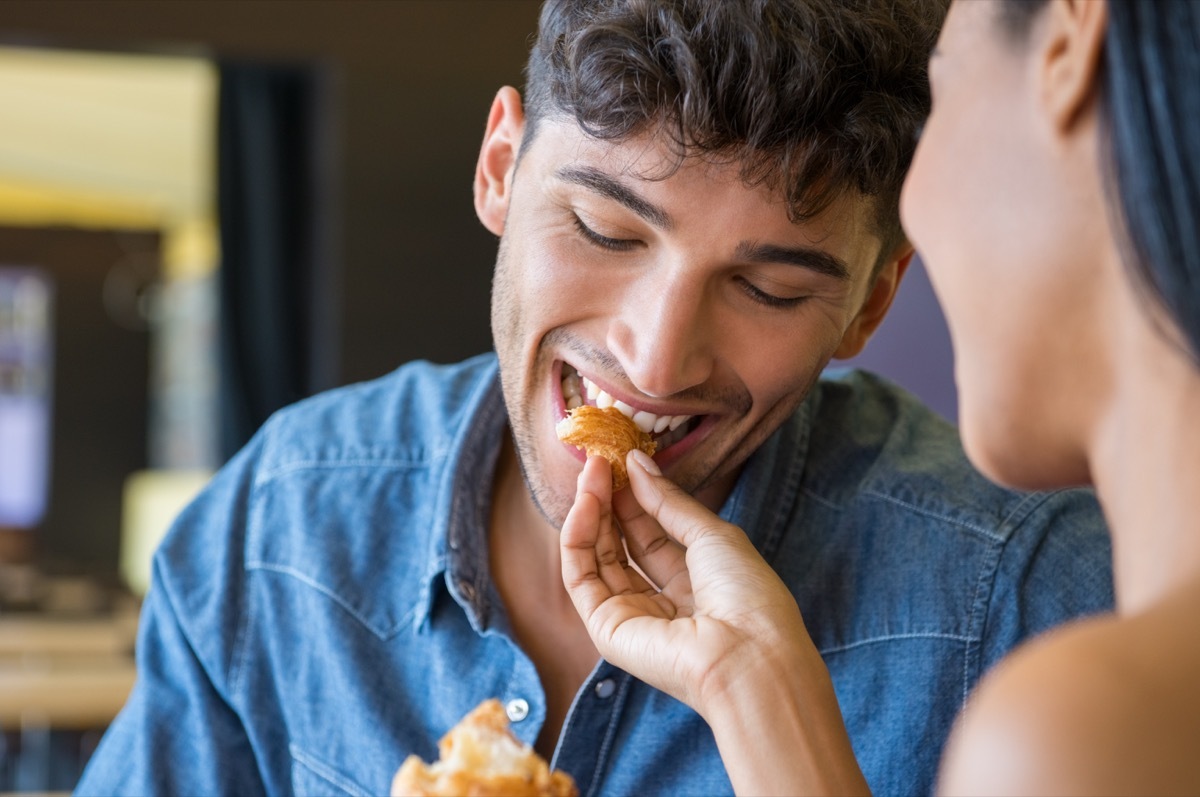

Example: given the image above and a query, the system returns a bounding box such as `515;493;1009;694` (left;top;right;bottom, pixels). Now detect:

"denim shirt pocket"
289;744;375;797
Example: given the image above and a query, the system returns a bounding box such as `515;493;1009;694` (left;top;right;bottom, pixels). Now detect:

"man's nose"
606;267;716;399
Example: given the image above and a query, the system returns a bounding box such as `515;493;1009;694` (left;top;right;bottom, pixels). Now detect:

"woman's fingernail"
631;449;661;476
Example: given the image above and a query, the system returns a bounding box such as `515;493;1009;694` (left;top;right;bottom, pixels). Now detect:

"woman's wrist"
700;639;869;796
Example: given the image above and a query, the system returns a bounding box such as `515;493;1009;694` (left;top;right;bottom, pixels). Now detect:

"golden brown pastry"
555;405;657;490
391;699;577;797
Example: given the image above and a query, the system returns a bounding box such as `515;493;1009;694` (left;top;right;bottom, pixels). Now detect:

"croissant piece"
391;699;577;797
555;405;657;490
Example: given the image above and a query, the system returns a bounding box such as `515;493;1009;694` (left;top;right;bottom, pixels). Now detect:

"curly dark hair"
522;0;948;252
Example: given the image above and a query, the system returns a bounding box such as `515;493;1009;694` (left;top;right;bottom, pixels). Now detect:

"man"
77;1;1113;795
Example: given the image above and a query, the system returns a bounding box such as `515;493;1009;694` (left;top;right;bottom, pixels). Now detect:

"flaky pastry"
555;405;657;490
391;699;577;797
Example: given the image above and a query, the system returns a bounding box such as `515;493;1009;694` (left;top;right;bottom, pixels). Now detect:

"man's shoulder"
152;355;500;656
239;352;499;598
794;369;1112;653
254;353;498;475
804;369;1104;544
807;368;981;495
155;355;498;603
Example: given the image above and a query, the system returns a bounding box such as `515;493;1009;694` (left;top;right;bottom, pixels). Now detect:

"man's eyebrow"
555;166;673;230
734;241;851;281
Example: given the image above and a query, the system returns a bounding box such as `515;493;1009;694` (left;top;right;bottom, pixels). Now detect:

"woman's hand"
559;450;808;710
559;450;870;796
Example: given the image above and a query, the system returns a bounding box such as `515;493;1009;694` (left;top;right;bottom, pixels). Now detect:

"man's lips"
558;363;705;452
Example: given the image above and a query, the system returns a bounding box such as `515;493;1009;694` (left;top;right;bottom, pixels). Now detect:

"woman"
560;0;1200;793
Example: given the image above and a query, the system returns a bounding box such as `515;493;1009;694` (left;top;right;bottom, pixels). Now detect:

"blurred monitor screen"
0;266;52;530
0;227;156;574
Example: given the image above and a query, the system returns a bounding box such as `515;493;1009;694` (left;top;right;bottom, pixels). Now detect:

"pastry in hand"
391;699;578;797
555;405;657;490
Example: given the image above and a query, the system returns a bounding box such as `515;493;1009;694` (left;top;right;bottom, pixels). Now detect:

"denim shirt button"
593;678;616;699
505;698;530;722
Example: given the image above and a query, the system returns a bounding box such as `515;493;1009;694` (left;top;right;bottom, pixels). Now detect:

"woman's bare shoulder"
937;604;1200;796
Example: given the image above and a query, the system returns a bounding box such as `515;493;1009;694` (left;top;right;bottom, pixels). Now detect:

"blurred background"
0;0;953;791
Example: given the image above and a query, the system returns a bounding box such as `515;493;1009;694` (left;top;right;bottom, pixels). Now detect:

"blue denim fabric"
75;354;1113;797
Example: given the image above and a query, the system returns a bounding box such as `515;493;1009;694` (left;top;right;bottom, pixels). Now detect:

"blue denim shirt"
76;354;1113;797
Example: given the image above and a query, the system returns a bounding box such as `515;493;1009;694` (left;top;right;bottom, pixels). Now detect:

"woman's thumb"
625;449;733;548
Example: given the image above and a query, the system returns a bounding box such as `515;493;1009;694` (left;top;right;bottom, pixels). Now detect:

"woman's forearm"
702;643;870;797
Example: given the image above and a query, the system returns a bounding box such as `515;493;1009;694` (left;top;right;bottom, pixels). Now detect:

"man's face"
481;104;896;527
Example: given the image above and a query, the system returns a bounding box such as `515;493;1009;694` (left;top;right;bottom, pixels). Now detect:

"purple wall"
830;256;958;423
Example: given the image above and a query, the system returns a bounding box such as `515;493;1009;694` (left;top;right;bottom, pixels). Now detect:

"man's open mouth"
560;364;702;450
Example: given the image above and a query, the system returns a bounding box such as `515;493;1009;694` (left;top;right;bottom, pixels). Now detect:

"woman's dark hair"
1003;0;1200;363
522;0;949;253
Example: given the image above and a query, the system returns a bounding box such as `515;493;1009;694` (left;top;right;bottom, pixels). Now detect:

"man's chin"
525;479;574;530
511;448;576;529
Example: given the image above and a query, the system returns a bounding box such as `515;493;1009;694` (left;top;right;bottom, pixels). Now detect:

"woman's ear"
474;86;526;236
833;247;914;360
1039;0;1108;134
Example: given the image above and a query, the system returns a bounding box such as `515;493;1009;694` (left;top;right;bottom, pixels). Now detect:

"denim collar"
720;392;814;564
414;359;506;632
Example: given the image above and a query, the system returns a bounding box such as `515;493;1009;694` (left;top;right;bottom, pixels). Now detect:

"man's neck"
691;470;741;515
487;433;601;756
487;434;569;603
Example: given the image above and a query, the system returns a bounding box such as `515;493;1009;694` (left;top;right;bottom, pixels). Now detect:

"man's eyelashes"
573;214;639;251
735;276;806;309
572;213;805;309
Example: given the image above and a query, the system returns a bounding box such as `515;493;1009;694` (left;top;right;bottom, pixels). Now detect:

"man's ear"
833;246;914;360
474;86;525;236
1039;0;1107;134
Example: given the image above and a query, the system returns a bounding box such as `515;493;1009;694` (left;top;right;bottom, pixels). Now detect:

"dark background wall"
1;0;542;386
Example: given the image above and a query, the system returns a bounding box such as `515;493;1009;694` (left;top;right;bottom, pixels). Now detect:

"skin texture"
473;84;909;771
905;1;1200;794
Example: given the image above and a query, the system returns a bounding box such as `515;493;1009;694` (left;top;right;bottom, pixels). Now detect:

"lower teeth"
652;419;692;450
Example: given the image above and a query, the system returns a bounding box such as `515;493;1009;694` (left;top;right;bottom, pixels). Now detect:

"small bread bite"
555;405;657;490
391;699;577;797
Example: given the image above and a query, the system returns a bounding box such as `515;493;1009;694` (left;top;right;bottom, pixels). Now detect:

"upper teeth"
561;367;693;436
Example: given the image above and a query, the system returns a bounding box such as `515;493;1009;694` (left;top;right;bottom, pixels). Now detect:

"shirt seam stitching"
965;494;1055;702
861;490;1007;543
798;487;840;511
997;490;1057;529
818;631;978;656
288;744;373;797
255;455;447;484
245;561;415;640
962;540;1001;707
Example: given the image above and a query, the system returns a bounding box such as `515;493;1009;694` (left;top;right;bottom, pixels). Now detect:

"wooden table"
0;604;139;791
0;608;138;729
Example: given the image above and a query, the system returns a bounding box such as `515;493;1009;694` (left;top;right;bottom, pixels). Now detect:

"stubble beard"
490;239;573;530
